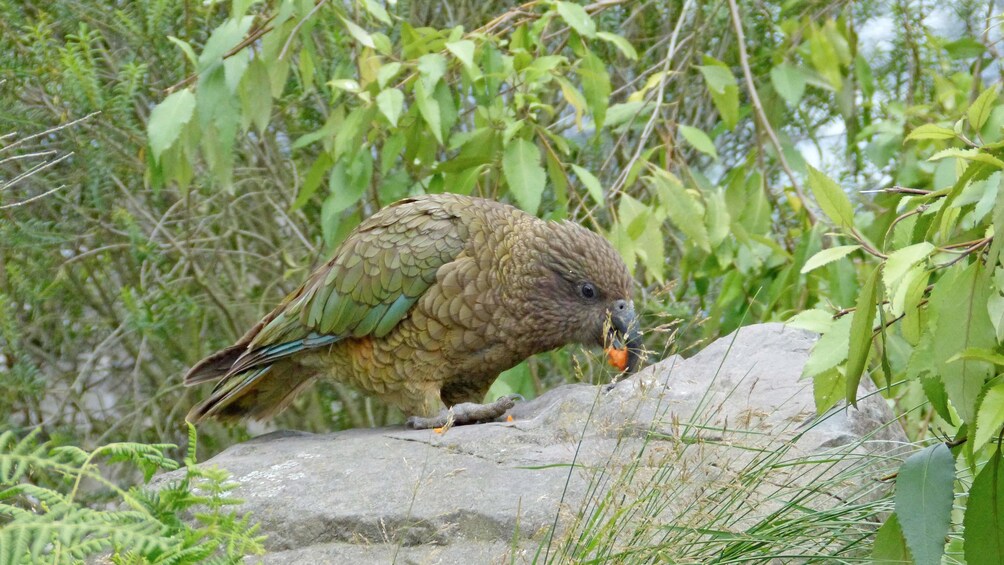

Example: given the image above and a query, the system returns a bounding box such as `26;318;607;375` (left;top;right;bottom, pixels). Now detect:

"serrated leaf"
555;76;587;130
360;0;391;24
556;2;596;38
414;81;443;144
929;147;1004;169
770;63;806;106
340;17;375;48
596;31;637;60
806;165;855;229
570;164;603;204
417;53;447;91
883;242;934;300
974;381;1004;453
198;16;254;71
503;138;546;215
846;263;881;405
906;123;957;141
579;49;610;130
803;315;851;378
167;36;198;66
678;125;717;159
968;85;1000;132
697;63;734;94
292;153;332;210
376;88;404;127
800;245;860;274
647;169;710;252
697;61;739;129
930;263;995;423
813;368;844;412
377;62;402;88
785;308;834;333
964;448;1004;565
148;89;196;161
896;443;954;565
446;40;475;70
872;514;911;563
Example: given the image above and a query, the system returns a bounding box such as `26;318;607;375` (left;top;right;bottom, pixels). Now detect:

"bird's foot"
406;394;523;430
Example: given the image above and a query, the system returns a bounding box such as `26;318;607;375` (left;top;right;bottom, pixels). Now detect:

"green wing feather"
249;196;470;351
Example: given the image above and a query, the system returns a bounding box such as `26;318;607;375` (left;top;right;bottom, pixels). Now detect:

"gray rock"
160;323;907;563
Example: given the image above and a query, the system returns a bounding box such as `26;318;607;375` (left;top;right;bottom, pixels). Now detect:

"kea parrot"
184;193;643;429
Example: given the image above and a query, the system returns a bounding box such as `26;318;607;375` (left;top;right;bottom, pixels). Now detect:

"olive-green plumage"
185;194;641;424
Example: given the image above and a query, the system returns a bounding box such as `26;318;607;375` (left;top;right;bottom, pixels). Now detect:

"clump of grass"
538;334;908;563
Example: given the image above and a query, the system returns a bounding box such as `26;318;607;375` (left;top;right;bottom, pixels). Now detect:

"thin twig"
608;0;695;198
0;184;68;209
726;0;817;224
0;112;100;152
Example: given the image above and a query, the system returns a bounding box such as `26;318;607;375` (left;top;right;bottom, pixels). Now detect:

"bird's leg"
405;394;522;430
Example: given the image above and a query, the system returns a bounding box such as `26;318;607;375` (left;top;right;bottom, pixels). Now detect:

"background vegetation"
2;0;1003;562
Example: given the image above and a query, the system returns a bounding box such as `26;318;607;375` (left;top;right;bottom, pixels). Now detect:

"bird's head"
530;221;644;373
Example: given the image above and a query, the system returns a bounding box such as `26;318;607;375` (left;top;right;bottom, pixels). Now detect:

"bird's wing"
217;197;471;376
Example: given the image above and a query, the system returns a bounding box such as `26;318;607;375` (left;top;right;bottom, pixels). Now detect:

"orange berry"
606;346;629;371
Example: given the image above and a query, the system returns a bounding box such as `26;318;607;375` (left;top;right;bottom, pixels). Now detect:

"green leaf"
906;123;957;141
800;245;860;274
785;308;834;333
148;89;196;161
883;242;934;301
292;153;332;210
945;37;985;59
555;76;587;130
360;0;391;24
596;32;637;60
974;381;1004;453
968;85;999;132
846;263;880;405
570;164;603;205
770;63;806;106
806;165;855;229
809;24;843;90
895;443;955;565
964;448;1004;565
377;62;402;88
922;376;954;423
503;138;546;215
167;36;198;67
446;40;476;70
332;106;373;161
198;16;254;71
376;88;404;127
930;263;995;423
578;49;610;130
697;63;734;94
647;169;710;252
326;152;372;215
417;53;447;91
813;368;844;413
556;2;596;38
697;61;739;129
678;125;718;159
929;147;1004;169
414;81;443;144
803;315;851;378
340;17;375;49
239;57;273;134
872;514;911;564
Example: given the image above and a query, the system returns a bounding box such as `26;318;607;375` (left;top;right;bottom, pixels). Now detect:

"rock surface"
161;323;907;563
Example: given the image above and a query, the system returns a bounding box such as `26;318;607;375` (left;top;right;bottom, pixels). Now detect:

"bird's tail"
186;363;317;423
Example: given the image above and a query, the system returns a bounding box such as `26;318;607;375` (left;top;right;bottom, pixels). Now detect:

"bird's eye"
579;282;596;300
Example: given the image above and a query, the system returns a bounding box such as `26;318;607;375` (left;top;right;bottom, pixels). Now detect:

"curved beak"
609;305;644;373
